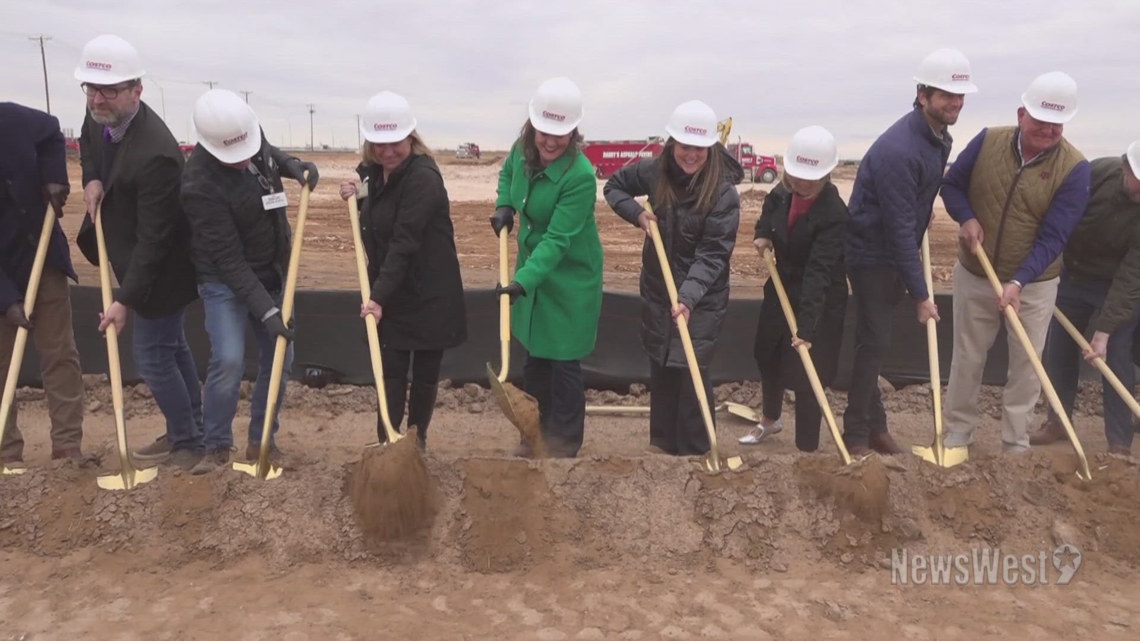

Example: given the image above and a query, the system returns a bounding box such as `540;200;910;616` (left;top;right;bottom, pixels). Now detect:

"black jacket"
76;102;198;318
0;102;76;311
604;147;742;368
354;154;466;350
180;134;294;320
752;182;849;389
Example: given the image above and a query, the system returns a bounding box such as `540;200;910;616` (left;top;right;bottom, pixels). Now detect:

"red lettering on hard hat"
86;61;113;71
795;155;820;166
1040;100;1066;112
542;110;566;122
222;132;248;146
684;126;708;136
951;73;970;81
373;123;398;131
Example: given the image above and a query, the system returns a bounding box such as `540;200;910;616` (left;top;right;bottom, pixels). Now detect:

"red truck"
727;142;779;184
580;138;664;179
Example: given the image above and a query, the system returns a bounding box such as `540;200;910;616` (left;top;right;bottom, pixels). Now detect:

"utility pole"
203;80;219;89
29;34;52;114
306;103;315;151
239;90;251;103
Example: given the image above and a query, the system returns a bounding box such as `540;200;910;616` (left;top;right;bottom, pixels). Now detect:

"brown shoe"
1108;443;1132;457
51;448;101;468
869;431;904;455
847;444;872;458
1029;419;1066;445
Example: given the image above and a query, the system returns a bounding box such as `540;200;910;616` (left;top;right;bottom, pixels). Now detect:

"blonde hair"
361;130;433;165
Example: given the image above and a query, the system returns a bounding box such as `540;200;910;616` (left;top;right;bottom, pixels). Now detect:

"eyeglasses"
80;82;136;99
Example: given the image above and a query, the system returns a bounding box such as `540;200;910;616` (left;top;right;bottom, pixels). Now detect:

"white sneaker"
738;420;783;445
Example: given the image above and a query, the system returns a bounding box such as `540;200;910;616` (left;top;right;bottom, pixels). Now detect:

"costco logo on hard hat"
1040;100;1067;112
373;123;398;131
542;110;566;122
222;132;248;147
796;155;821;166
952;73;970;81
86;61;113;71
684;126;708;136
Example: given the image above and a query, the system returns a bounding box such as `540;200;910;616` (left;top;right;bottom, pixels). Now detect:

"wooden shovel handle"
1051;308;1140;420
921;232;945;462
497;229;510;382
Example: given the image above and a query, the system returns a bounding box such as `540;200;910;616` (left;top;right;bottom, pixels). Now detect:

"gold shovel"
346;196;403;447
1052;308;1140;420
973;247;1091;480
0;205;57;476
486;228;545;457
762;249;852;465
647;218;741;472
233;173;312;480
94;204;157;491
912;233;967;467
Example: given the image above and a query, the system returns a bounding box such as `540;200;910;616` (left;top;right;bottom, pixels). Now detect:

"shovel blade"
1;464;27;476
232;460;284;480
96;465;158;491
943;447;969;467
724;402;760;423
911;445;938;464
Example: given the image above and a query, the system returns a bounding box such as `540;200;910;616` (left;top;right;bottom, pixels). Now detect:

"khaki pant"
943;262;1058;450
0;267;85;460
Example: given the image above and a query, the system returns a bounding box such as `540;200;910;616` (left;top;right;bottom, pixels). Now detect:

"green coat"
496;143;603;360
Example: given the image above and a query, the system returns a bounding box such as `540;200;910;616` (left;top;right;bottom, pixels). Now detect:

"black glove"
43;183;69;218
4;302;33;330
283;158;319;190
494;281;525;302
490;206;515;235
264;312;295;341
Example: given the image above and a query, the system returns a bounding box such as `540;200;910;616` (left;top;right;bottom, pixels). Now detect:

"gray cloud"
3;0;1138;158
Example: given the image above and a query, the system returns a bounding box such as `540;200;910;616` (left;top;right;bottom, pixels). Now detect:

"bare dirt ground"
2;152;1134;639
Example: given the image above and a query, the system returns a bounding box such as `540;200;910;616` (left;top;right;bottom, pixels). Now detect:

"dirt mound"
4;437;1138;579
349;437;438;546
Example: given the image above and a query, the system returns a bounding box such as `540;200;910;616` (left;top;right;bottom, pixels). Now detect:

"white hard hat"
74;34;145;85
664;100;719;148
192;89;262;164
528;77;583;136
1021;71;1078;124
1127;140;1140;175
914;48;977;94
783;126;839;181
361;91;417;144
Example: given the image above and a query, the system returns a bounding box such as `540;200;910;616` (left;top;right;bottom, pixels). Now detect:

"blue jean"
199;281;293;450
132;307;203;451
1044;271;1140;448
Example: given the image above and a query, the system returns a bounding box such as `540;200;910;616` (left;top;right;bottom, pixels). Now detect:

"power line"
29;34;52;114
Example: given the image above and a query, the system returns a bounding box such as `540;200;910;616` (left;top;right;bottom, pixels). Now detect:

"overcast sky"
4;0;1139;160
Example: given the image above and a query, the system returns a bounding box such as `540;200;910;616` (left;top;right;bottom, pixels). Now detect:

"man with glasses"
940;72;1092;454
74;34;203;470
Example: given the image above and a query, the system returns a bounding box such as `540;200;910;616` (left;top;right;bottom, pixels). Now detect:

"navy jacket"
845;108;952;301
0;102;76;312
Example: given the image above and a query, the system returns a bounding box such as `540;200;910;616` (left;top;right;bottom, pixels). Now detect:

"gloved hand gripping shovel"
486;228;545;457
762;248;852;465
911;233;967;467
973;246;1091;481
1052;309;1140;421
94;204;155;490
0;205;56;476
233;173;313;480
647;218;741;472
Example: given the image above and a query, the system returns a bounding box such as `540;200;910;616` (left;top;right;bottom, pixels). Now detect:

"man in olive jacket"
940;72;1091;453
1032;142;1140;455
74;34;201;469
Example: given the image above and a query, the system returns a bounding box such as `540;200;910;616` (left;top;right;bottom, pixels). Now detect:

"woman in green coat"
490;77;603;458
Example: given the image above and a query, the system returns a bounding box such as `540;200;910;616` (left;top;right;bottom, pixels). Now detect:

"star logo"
1052;544;1082;585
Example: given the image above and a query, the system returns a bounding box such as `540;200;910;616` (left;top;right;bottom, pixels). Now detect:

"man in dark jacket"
1031;142;1140;455
180;89;318;473
842;48;977;457
0;102;86;466
74;34;203;470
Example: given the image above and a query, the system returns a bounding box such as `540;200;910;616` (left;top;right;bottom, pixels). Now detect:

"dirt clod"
349;437;438;545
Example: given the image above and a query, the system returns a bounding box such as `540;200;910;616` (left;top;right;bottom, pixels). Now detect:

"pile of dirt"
3;447;1138;579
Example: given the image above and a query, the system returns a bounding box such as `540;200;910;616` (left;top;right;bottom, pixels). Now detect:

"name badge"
262;192;287;210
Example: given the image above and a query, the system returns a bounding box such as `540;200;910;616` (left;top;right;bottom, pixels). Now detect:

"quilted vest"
958;126;1084;281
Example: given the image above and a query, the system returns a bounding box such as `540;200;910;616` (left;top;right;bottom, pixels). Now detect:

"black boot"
407;382;438;450
377;377;408;443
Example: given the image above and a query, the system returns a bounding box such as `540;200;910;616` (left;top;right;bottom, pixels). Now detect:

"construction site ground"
0;151;1135;639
